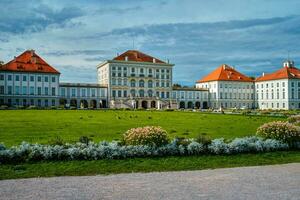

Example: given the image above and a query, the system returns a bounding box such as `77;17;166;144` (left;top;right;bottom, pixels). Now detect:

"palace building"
0;49;299;110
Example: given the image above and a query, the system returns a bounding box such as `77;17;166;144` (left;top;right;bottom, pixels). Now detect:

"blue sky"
0;0;300;85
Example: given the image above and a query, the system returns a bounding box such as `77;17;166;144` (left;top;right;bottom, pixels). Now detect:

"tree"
173;83;182;88
0;61;4;66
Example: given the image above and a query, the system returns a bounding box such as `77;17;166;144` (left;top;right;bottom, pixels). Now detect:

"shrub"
195;134;212;146
48;136;65;146
287;115;300;123
256;121;300;144
79;136;92;145
123;126;169;146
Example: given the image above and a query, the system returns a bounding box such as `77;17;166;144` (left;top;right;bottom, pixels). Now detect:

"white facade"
0;71;59;107
97;59;175;109
172;88;209;109
255;79;300;110
196;81;255;109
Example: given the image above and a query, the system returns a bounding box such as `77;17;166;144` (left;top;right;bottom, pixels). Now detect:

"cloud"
45;50;112;57
0;0;84;34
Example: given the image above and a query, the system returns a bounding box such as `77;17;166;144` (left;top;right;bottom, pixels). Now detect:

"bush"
48;136;65;146
123;126;169;146
0;136;292;164
79;136;92;145
256;121;300;144
287;115;300;123
195;134;212;146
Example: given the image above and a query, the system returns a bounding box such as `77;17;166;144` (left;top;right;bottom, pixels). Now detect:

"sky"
0;0;300;85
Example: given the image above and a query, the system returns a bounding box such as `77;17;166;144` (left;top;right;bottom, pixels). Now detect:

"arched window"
139;80;144;87
130;89;136;97
148;90;153;97
130;79;136;87
148;80;153;88
139;89;144;97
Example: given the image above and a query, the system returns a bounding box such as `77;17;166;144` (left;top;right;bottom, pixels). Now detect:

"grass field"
0;110;284;146
0;151;299;180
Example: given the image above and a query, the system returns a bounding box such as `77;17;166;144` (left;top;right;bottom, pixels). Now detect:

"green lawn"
0;110;284;146
0;151;299;180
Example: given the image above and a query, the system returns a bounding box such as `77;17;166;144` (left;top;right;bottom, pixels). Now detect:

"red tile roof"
256;66;300;81
0;50;60;74
197;64;253;83
113;50;166;64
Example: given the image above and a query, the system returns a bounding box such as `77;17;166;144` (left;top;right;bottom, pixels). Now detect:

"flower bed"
0;136;290;164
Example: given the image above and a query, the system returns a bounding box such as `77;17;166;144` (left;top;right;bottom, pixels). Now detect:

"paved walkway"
0;163;299;200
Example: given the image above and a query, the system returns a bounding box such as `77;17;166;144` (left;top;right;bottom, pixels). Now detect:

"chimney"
223;64;226;70
262;72;265;77
125;56;128;61
153;58;156;63
167;59;169;64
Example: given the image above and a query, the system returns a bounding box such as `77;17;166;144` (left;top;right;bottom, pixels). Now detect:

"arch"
151;101;156;108
90;99;97;109
70;99;77;108
203;101;208;109
148;80;153;88
141;101;148;109
139;79;145;87
59;98;67;107
139;89;144;97
130;89;136;97
99;100;107;108
187;101;193;109
80;99;88;109
130;79;136;87
148;90;153;97
179;101;185;109
195;101;201;109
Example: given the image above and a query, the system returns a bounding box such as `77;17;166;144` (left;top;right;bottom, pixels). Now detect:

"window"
0;74;4;80
8;75;12;81
123;90;127;97
139;80;145;87
23;75;27;82
45;76;48;82
130;89;136;97
148;80;153;88
30;87;34;95
292;88;295;99
283;89;285;99
45;99;48;107
156;81;159;87
15;86;20;95
118;90;122;97
52;99;55;106
37;87;42;95
22;86;27;95
91;89;95;97
139;90;144;97
161;91;165;98
15;75;19;81
81;89;86;97
8;86;12;94
71;88;76;97
45;87;49;95
61;88;66;96
0;86;4;94
292;82;295;87
52;87;56;96
148;90;153;97
112;90;116;97
130;79;136;87
30;76;34;82
37;76;41;82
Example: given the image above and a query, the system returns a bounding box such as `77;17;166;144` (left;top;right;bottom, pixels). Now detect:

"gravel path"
0;163;299;200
